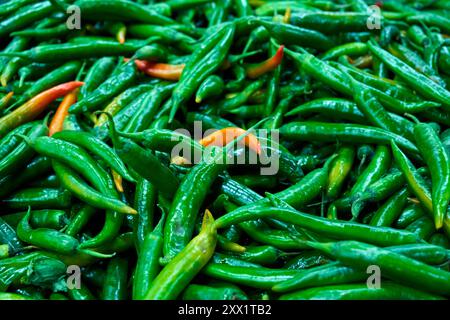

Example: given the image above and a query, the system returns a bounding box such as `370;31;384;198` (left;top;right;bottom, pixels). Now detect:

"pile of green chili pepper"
0;0;449;301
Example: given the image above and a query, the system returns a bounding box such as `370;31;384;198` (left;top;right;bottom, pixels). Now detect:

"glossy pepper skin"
279;283;443;300
132;215;164;300
17;209;79;255
144;211;216;300
309;240;450;296
413;121;450;229
216;204;420;247
0;2;55;39
163;157;224;261
70;61;137;114
168;24;235;121
105;113;179;199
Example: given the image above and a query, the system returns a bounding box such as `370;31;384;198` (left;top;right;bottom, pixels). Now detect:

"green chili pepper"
406;216;435;241
163;150;225;261
368;40;450;110
308;240;450;296
144;211;216;299
349;145;392;197
182;283;248;300
102;256;128;300
412;118;450;229
52;160;136;214
128;24;196;52
369;188;409;227
2;209;67;229
67;283;96;300
73;0;175;25
17;209;79;255
280;122;419;157
0;1;54;39
216;204;420;247
254;20;334;50
52;130;134;182
3;188;72;210
0;156;52;198
79;57;116;99
0;120;48;178
105;113;179;198
133;214;164;300
326;145;355;200
203;263;301;289
123;83;176;133
279;283;443;300
70;61;137;114
168;24;235;121
391;141;433;215
195;75;225;103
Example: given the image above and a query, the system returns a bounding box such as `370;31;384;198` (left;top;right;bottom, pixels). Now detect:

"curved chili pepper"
307;240;450;296
246;45;284;79
280;283;443;300
17;209;79;255
133;214;164;300
0;1;54;39
104;112;179;198
79;57;116;100
52;130;134;182
70;61;136;114
368;40;450;110
168;24;235;121
195;75;224;103
390;141;433;216
145;210;216;299
0;81;83;138
326;145;355;200
48;89;78;136
52;160;136;214
280;122;419;157
133;59;185;81
411;118;450;229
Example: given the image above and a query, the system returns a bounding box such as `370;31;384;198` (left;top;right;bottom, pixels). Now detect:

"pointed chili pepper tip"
13;133;33;145
246;45;285;79
202;209;215;230
126;207;138;215
79;249;116;259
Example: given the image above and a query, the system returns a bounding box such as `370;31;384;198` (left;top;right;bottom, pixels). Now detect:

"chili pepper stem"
78;249;116;259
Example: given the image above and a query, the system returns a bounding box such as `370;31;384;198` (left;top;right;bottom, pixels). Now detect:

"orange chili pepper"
246;45;284;79
117;26;126;44
112;169;124;193
0;81;84;138
199;127;261;155
133;59;185;81
48;89;78;136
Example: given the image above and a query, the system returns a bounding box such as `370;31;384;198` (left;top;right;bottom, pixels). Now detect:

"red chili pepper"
199;127;261;155
0;81;84;138
246;45;284;79
132;59;185;81
48;88;78;136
